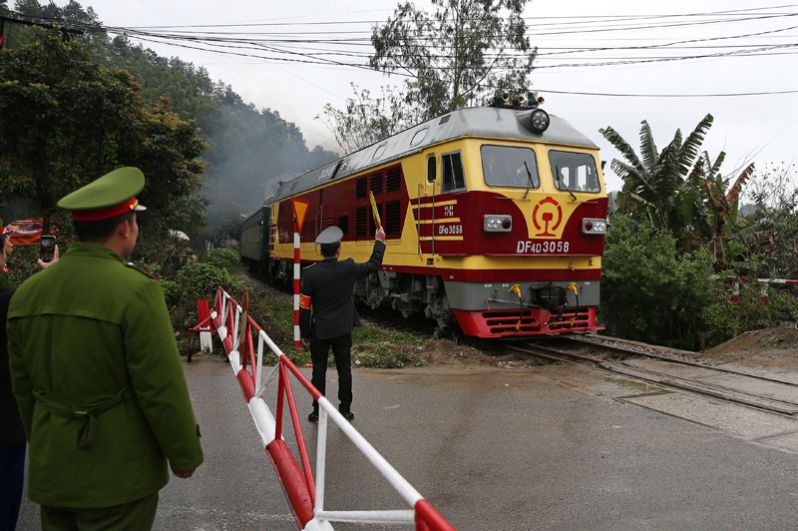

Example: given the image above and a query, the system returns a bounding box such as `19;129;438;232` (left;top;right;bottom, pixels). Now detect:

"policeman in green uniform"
7;167;203;530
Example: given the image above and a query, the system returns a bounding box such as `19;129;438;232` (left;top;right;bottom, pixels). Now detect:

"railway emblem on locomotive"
532;196;563;237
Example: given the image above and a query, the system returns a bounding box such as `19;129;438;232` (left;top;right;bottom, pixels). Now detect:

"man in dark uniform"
7;167;203;530
300;225;386;422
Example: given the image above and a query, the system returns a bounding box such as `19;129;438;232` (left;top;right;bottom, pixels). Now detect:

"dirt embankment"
700;327;798;368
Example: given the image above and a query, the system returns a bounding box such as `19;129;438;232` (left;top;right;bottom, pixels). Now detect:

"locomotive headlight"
582;218;608;235
484;215;512;232
529;109;550;134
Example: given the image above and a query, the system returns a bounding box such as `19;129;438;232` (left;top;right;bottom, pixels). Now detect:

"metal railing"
200;287;455;531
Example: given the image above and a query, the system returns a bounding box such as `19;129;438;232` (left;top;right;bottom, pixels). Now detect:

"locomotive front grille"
481;307;594;336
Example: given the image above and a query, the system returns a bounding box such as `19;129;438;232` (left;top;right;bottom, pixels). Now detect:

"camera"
40;235;56;263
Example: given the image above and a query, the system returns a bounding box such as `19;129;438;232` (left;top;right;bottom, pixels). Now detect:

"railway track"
504;338;798;417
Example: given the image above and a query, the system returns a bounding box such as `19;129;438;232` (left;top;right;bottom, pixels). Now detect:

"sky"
45;0;798;192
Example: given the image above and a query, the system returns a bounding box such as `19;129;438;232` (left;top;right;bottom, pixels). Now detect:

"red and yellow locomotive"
241;94;608;338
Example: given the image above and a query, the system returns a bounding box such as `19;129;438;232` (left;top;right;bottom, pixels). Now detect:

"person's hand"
174;469;195;478
37;244;60;269
375;227;386;242
301;338;309;348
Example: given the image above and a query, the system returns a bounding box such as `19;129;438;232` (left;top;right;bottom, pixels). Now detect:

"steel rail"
567;334;798;388
506;342;798;417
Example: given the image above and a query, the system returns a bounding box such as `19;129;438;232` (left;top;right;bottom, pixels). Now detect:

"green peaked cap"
58;167;145;211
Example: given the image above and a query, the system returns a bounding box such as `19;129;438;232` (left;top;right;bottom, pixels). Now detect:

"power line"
535;87;798;97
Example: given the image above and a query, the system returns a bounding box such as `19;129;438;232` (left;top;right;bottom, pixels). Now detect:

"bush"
206;247;240;271
174;262;235;307
703;283;798;346
601;216;714;350
6;244;42;289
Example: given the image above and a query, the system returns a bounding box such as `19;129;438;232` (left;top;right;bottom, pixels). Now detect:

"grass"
231;271;428;369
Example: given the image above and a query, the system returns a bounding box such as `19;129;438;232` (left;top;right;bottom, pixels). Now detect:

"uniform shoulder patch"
125;262;160;281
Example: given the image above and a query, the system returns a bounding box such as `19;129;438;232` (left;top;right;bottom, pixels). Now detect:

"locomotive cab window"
441;152;466;192
481;145;540;189
549;151;600;193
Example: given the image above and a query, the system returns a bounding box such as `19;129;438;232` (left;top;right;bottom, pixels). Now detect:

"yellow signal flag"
568;282;578;294
508;283;522;298
369;191;382;229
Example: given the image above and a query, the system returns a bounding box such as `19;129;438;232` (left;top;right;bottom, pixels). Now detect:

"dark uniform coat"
7;243;203;508
299;241;386;340
0;288;25;451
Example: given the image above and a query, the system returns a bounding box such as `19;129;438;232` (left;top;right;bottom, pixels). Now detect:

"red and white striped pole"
293;217;301;351
290;198;309;352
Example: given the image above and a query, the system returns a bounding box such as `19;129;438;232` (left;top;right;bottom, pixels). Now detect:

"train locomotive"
241;92;608;338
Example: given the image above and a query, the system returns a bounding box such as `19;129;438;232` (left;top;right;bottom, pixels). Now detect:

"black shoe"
307;411;319;423
340;410;354;421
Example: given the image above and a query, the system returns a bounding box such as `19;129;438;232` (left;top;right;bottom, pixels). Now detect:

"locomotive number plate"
516;240;571;254
438;224;463;236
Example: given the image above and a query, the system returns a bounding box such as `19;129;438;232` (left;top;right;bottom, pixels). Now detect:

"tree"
322;0;537;152
689;151;754;267
317;83;424;154
735;162;798;278
0;29;206;241
599;115;714;239
372;0;535;118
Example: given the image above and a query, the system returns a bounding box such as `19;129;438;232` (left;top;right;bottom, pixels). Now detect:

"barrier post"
196;299;213;352
290;198;309;352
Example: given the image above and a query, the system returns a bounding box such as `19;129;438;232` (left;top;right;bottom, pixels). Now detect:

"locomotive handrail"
198;287;455;531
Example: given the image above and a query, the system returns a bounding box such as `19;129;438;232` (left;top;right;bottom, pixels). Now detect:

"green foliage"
6;244;41;289
323;0;537;152
702;281;798;347
206;247;241;271
5;1;337;244
0;29;206;250
318;83;424;153
371;0;536;118
174;262;234;307
166;260;240;336
135;235;197;279
599;115;714;238
734;162;798;278
601;216;714;349
160;279;181;309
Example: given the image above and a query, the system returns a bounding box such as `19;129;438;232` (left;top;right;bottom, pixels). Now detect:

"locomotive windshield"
481;145;540;189
549;151;601;193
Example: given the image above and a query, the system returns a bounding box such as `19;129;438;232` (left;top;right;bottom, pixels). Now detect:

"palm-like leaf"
711;151;726;175
677;114;714;176
725;162;754;206
600;126;644;175
639;120;659;176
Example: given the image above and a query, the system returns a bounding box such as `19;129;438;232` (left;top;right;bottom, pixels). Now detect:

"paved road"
17;356;798;530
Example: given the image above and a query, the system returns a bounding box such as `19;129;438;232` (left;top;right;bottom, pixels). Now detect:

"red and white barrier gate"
195;287;455;531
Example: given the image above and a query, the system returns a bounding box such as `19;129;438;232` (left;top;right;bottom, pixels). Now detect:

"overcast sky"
47;0;798;191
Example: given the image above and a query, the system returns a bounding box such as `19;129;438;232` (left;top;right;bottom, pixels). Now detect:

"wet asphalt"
16;356;798;530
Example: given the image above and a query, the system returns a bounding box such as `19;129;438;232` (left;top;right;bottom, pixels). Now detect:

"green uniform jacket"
7;243;203;508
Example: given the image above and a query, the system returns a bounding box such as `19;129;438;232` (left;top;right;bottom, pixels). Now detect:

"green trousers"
40;493;158;531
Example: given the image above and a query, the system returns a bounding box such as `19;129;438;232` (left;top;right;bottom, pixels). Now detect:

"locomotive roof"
270;106;597;203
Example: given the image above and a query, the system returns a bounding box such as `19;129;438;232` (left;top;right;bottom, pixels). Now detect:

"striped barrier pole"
290;198;309;352
294;225;300;351
203;287;456;531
